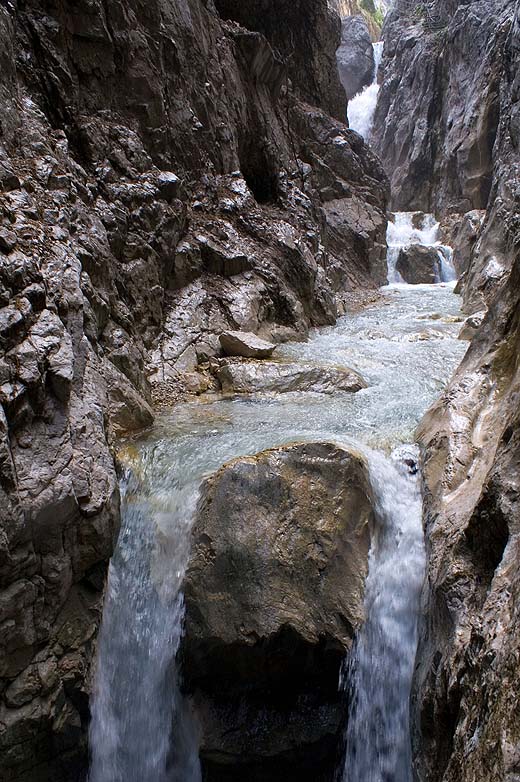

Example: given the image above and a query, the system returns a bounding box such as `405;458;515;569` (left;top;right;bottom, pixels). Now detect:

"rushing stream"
89;216;467;780
348;41;383;140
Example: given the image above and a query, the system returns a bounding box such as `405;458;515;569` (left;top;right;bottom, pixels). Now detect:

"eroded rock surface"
411;6;520;780
213;358;366;394
0;0;388;777
181;441;375;782
396;245;441;284
373;0;515;215
337;15;375;100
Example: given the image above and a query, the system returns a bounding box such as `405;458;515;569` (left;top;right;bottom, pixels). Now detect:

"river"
88;215;467;782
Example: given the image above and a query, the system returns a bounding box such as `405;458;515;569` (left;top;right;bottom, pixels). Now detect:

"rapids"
89;219;467;781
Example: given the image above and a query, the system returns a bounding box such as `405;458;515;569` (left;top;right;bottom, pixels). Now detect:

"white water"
387;211;457;284
348;42;383;140
89;238;465;779
88;468;202;782
338;446;425;782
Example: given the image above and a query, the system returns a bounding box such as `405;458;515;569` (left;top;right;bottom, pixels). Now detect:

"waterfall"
386;212;457;283
347;42;383;140
337;446;425;782
88;467;201;782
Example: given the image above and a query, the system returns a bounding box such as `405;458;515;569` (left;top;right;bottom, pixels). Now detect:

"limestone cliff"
410;2;520;780
0;0;388;779
373;0;515;217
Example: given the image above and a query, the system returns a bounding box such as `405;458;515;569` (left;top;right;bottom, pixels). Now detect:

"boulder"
396;244;441;284
336;15;375;100
458;311;486;341
219;330;276;359
181;441;375;782
214;358;366;394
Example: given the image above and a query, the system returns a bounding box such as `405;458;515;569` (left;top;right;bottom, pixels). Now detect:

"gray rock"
181;441;374;780
214;358;366;394
219;331;276;359
410;5;520;778
0;0;389;776
0;228;17;254
197;234;253;277
451;210;485;277
372;1;513;215
337;15;375;100
396;244;441;284
458;311;485;340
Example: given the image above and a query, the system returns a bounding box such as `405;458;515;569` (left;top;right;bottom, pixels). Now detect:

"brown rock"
181;441;374;782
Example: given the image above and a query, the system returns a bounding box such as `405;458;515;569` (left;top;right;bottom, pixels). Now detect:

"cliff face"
373;0;515;216
409;3;520;780
0;0;388;779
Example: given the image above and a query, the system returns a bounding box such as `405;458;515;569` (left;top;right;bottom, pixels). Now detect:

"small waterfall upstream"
387;212;457;284
347;41;384;140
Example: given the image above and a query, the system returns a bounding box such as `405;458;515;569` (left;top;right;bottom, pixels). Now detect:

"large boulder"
396;244;441;284
213;358;367;394
336;15;375;100
219;331;276;359
180;441;375;782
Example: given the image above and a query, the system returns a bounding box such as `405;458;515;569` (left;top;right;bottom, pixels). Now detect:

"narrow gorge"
0;1;519;782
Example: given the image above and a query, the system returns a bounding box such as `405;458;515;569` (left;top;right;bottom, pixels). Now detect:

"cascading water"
89;227;465;780
88;464;202;782
337;446;425;782
387;212;457;283
347;42;383;140
335;223;459;782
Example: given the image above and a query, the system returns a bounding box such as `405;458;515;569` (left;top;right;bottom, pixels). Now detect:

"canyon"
0;0;519;781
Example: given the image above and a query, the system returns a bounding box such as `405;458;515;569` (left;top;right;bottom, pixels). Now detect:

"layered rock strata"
411;4;520;780
0;0;388;778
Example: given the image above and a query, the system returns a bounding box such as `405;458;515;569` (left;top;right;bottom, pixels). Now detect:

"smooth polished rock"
214;358;366;394
219;331;276;359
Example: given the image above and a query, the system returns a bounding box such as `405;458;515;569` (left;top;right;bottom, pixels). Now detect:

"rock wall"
412;3;520;780
373;0;515;216
337;15;376;100
0;0;388;779
333;0;384;40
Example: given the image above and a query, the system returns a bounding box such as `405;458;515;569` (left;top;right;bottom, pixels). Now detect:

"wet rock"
451;210;485;277
412;5;520;773
458;311;486;341
337;15;375;100
396;244;440;284
0;0;389;774
214;358;366;394
220;331;276;359
181;441;375;782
